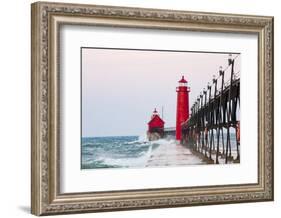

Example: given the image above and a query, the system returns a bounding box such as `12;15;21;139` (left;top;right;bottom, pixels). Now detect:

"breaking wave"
81;135;177;169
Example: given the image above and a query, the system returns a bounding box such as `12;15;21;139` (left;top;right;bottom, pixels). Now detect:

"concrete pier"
146;142;208;167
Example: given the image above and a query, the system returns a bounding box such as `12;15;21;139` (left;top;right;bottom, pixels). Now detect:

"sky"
82;48;240;137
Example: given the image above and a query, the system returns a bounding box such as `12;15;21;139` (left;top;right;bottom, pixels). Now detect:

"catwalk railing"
181;54;240;164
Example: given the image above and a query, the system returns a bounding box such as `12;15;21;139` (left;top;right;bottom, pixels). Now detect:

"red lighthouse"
148;108;165;132
147;108;165;141
176;76;190;141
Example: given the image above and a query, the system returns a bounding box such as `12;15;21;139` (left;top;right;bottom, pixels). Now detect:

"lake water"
81;133;238;169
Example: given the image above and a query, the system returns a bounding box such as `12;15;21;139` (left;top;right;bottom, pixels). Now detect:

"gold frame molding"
31;1;274;216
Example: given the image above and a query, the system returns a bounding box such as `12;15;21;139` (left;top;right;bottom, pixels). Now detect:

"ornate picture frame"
31;1;274;215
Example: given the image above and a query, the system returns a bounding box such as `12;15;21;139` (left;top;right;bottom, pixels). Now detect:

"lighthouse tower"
176;76;190;141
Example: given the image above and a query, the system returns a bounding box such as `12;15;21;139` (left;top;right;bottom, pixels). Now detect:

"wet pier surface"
146;142;208;167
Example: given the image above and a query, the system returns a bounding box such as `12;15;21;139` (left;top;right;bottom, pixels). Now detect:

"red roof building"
147;108;165;132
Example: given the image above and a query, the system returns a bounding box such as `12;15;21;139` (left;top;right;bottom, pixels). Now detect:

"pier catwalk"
146;141;207;167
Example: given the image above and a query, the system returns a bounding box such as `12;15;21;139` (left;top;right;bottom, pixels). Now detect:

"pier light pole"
200;93;204;152
207;82;213;160
196;96;201;150
203;88;208;157
215;66;225;163
225;54;235;163
210;75;218;162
